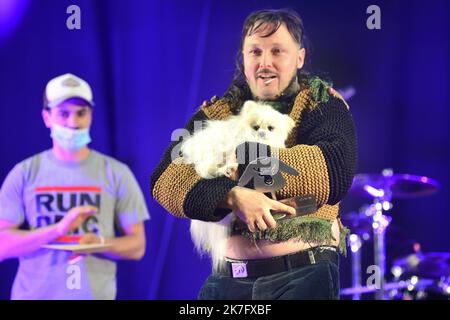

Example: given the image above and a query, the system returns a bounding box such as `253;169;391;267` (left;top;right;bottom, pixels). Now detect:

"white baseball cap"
45;73;94;108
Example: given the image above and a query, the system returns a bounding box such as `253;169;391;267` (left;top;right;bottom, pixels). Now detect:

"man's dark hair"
224;9;311;112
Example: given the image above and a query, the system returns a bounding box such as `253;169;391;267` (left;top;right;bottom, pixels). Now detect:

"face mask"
50;123;91;151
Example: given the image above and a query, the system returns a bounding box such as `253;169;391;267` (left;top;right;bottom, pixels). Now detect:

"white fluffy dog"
181;100;295;268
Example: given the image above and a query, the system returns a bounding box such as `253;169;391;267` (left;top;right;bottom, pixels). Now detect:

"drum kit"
340;169;449;300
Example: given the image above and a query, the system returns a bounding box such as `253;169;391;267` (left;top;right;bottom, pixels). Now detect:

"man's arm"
273;95;358;205
0;220;60;261
151;101;239;222
0;206;97;261
79;222;146;260
219;94;357;215
152;100;298;230
81;161;150;261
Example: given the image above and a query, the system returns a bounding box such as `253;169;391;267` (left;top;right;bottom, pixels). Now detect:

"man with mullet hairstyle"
152;9;357;300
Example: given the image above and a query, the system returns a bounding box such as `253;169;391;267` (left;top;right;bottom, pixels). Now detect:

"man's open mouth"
257;74;277;84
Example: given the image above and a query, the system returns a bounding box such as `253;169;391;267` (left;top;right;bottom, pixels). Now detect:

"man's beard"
253;72;300;102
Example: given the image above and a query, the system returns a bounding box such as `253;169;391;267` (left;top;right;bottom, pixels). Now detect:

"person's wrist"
218;186;244;210
228;186;244;209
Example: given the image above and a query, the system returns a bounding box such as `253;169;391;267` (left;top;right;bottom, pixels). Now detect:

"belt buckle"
231;262;248;278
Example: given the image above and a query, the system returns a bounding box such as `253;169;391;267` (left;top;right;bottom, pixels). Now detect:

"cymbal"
350;173;440;199
340;212;417;247
392;252;450;279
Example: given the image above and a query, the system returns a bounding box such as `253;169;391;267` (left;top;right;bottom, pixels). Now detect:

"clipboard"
41;243;112;254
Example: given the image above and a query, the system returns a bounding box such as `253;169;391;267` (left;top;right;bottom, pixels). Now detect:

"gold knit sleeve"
272;145;330;205
152;160;201;218
151;99;235;219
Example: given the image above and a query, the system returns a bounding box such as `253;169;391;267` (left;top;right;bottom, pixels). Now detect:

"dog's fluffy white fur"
181;100;295;268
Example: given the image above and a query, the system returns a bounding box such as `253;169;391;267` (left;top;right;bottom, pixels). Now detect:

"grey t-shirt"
0;149;150;300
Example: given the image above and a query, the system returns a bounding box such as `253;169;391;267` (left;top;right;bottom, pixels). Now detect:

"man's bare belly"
225;219;340;260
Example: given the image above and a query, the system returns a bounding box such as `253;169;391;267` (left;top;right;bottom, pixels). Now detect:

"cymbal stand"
349;233;363;300
371;200;392;299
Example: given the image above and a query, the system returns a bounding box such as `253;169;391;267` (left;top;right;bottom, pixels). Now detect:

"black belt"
217;246;339;279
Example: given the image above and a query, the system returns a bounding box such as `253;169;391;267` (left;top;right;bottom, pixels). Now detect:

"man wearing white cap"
0;73;150;299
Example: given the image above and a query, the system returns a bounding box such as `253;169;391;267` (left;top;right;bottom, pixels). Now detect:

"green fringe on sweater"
339;224;350;257
308;76;333;104
239;216;350;256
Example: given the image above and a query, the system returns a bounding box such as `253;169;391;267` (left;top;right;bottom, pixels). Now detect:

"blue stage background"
1;0;449;299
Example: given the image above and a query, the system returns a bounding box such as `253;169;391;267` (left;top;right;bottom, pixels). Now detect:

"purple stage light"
0;0;29;42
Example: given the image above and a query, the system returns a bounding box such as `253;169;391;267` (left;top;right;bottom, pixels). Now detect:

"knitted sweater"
151;83;358;253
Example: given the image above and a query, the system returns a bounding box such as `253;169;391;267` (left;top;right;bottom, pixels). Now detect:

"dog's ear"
284;115;296;133
240;100;258;114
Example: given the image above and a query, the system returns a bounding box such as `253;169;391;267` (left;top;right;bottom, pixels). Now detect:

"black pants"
198;260;340;300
